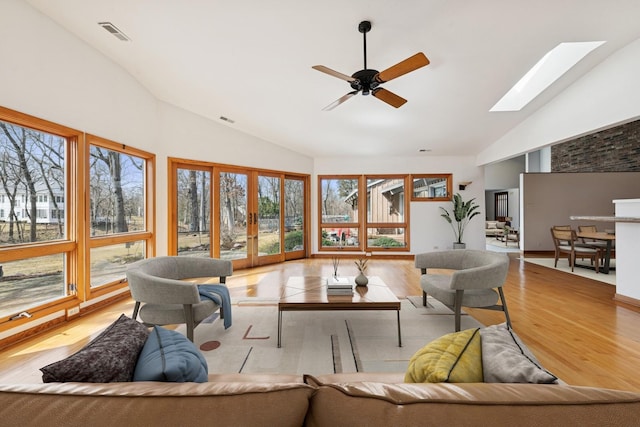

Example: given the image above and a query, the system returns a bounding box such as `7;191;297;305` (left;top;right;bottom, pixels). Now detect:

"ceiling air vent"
98;22;130;41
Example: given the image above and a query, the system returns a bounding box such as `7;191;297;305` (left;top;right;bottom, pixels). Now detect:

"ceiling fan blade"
312;65;357;83
372;88;407;108
322;91;358;111
375;52;430;83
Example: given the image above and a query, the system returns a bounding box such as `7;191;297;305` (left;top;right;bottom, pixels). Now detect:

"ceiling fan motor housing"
351;69;380;95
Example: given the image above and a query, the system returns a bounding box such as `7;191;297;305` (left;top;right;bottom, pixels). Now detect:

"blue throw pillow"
133;326;208;383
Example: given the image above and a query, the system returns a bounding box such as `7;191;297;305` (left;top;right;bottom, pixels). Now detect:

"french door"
170;159;308;269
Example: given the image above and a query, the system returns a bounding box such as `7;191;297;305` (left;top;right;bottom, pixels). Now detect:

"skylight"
490;41;605;112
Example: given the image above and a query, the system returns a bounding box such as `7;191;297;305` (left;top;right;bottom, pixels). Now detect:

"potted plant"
440;193;480;249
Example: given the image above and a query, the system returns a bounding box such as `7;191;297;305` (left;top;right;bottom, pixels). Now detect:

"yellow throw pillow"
404;328;483;383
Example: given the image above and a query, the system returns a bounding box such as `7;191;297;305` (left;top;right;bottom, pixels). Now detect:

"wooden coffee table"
277;276;402;348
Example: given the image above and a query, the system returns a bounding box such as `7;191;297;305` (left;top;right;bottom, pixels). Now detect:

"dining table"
576;231;616;274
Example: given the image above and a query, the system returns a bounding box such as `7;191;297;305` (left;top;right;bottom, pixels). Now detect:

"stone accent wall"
551;119;640;172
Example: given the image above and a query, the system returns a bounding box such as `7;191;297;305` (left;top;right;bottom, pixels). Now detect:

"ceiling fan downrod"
359;20;371;70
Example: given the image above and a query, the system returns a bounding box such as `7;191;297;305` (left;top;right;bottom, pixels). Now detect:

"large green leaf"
440;193;480;243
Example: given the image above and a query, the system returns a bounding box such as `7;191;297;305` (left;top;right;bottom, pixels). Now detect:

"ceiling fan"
313;20;430;111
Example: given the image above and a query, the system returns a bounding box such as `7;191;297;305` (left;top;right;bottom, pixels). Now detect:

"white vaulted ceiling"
25;0;640;159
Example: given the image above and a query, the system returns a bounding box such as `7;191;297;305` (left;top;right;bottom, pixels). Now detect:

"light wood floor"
1;255;639;391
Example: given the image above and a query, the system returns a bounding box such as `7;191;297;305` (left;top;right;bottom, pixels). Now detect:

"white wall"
0;0;158;149
484;157;525;190
478;37;640;165
614;199;640;301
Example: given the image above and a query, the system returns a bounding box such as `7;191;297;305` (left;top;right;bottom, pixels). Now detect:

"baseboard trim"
523;250;554;257
614;293;640;308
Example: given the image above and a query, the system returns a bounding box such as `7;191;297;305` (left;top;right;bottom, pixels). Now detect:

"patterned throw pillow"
405;328;483;383
40;314;149;383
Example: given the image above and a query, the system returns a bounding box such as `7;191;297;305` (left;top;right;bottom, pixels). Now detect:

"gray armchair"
126;256;233;341
415;250;511;331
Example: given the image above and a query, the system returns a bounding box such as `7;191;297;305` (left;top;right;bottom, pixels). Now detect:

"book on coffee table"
331;276;350;284
328;283;352;288
327;287;353;295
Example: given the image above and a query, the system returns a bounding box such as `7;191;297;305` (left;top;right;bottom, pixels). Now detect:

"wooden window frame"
0;106;81;326
318;175;363;252
168;157;310;268
84;134;155;299
364;175;410;252
319;174;416;253
410;173;453;202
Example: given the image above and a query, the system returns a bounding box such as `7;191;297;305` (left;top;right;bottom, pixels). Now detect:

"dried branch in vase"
355;258;368;274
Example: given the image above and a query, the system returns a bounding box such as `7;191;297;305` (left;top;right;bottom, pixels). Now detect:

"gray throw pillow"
480;323;557;384
40;314;149;383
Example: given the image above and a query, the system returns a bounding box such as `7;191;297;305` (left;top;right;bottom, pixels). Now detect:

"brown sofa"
2;373;640;426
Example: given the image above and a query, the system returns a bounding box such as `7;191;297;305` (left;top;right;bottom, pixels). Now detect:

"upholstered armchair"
126;256;233;341
415;250;511;331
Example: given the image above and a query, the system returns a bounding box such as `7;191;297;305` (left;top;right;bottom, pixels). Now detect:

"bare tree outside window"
0;120;66;245
0;119;68;317
257;175;280;255
88;144;147;288
219;172;247;258
284;178;304;252
319;178;359;248
89;146;144;236
176;168;210;256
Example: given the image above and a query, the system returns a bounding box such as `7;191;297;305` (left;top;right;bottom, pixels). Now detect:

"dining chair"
551;225;573;243
578;225;610;266
550;228;601;273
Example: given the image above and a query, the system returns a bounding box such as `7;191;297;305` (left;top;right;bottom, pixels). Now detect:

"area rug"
523;257;615;286
485;237;521;253
177;297;483;376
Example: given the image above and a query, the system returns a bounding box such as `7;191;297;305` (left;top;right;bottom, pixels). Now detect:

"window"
319;174;450;252
87;135;154;289
176;167;211;257
257;174;281;255
365;176;409;249
410;174;452;201
0;107;78;322
169;158;309;268
0;106;155;332
319;176;361;250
